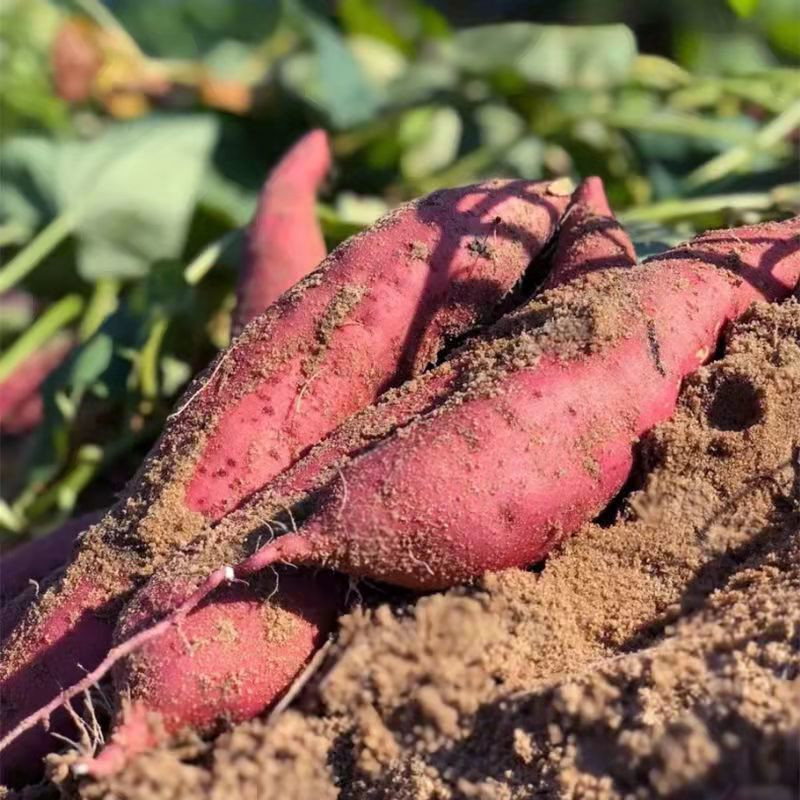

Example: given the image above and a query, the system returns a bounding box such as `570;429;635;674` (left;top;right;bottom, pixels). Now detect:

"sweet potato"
544;176;637;288
184;178;570;521
232;129;331;337
0;179;640;775
0;334;72;435
216;217;800;589
4;362;462;778
0;179;569;785
77;569;342;778
0;512;102;608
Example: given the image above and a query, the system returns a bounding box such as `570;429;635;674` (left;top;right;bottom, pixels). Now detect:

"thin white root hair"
408;551;435;576
345;577;363;607
295;367;321;414
282;504;299;536
266;565;280;602
336;466;349;518
82;689;105;749
267;638;334;722
168;348;234;422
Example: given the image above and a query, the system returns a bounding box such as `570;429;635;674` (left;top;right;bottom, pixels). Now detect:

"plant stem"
25;445;102;519
0;221;31;248
0;294;84;383
685;100;800;188
620;183;800;224
0;211;76;294
603;111;762;145
79;279;120;341
139;316;169;398
183;229;241;285
0;500;25;534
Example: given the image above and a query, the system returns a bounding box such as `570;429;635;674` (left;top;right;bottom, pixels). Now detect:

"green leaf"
57;115;219;280
317;203;369;245
451;23;637;89
333;193;389;226
728;0;760;17
349;35;408;88
503;137;545;179
68;333;114;393
0;136;58;232
474;104;525;149
385;59;459;106
112;0;279;58
0;0;68;136
0;116;219;283
203;39;257;80
160;355;192;396
285;4;380;129
339;0;408;52
400;106;462;179
309;19;379;128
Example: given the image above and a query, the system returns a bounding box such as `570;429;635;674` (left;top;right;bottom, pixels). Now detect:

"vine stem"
686;100;800;189
620;183;800;224
0;294;83;383
0;211;77;294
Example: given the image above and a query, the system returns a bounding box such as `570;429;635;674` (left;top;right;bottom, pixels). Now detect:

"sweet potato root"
232;129;331;336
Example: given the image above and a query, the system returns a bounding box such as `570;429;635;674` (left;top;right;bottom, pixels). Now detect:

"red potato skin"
0;576;115;780
64;365;466;777
0;512;102;607
0;179;568;786
81;570;342;778
186;179;569;521
233;218;800;590
232;129;331;337
0;180;596;781
0;334;72;435
544;176;637;288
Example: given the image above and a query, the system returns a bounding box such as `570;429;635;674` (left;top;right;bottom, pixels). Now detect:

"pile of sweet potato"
1;132;798;787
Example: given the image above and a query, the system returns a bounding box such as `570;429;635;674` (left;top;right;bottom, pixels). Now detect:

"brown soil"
29;297;794;800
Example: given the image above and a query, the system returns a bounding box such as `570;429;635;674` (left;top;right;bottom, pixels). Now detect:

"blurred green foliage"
0;0;798;540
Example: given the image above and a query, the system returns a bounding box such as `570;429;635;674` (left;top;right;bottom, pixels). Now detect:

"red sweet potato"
0;179;569;785
184;178;570;521
544;176;637;288
215;217;800;589
232;129;331;336
0;512;102;608
3;363;462;778
77;569;342;778
0;334;72;435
